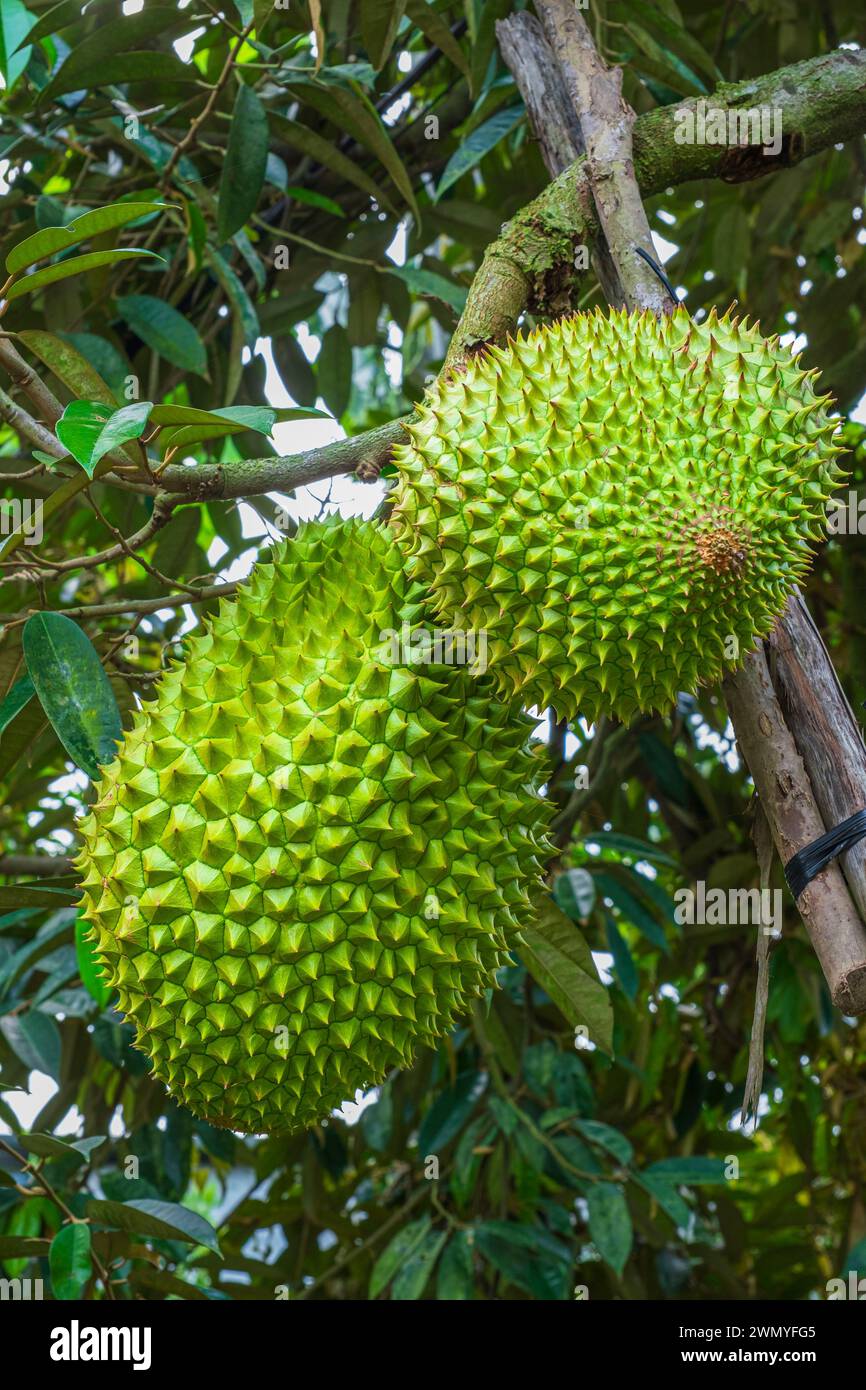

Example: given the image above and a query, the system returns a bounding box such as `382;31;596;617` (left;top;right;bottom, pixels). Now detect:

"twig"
0;582;239;624
161;17;256;185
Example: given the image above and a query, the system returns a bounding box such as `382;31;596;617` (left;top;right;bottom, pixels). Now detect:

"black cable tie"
634;246;679;303
784;808;866;898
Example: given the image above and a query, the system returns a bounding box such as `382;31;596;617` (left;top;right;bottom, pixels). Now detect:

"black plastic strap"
634;246;679;303
784;809;866;898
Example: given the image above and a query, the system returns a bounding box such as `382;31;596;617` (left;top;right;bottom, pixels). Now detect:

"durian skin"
75;519;550;1135
391;306;847;723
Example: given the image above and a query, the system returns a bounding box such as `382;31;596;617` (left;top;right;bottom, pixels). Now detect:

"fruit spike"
75;518;551;1135
390;305;846;723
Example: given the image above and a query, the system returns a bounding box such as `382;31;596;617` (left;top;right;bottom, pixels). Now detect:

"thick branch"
156;417;409;500
496;10;624;305
447;45;866;363
0;338;64;427
0;854;74;877
535;0;669;314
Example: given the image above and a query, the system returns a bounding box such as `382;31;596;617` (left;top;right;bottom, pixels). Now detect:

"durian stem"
723;647;866;1015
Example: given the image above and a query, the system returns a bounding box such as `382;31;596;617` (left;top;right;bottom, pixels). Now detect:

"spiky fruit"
75;519;550;1134
391;306;845;723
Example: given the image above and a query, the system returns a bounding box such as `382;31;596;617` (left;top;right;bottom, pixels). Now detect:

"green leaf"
20;1132;105;1161
61;332;130;396
284;80;419;220
359;1083;393;1152
644;1157;728;1184
626;21;706;97
843;1237;866;1278
474;1221;572;1299
274;333;318;408
0;675;35;738
385;266;467;314
592;870;669;953
7;202;174;275
554;867;596;921
206;250;261;348
55;400;113;476
633;1171;693;1229
605;912;638;1001
625;0;721;85
75;912;111;1008
418;1070;487;1155
434;105;525;202
271;113;393;211
586;1182;632;1276
0;1011;62;1080
6;249;163;303
0;0;35;91
520;901;613;1051
22;612;123;779
218;83;269;243
85;1198;220;1254
159;405;276;453
390;1227;447;1300
361;0;407;70
316;324;352;418
436;1229;475;1300
89;401;153;470
575;1120;634;1166
42;34;191;102
406;0;471;87
17;330;116;407
116;295;208;377
579;830;678;868
284;186;345;218
50;1224;92;1300
369;1216;431;1298
11;0;87;50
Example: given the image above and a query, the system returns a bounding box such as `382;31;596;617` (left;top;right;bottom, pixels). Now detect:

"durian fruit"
391;306;845;723
75;519;550;1134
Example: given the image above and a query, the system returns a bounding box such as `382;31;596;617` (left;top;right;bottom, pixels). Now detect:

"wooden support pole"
723;647;866;1012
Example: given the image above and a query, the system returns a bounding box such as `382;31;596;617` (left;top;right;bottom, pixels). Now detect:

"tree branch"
0;854;74;877
496;10;624;305
446;45;866;365
156;417;409;500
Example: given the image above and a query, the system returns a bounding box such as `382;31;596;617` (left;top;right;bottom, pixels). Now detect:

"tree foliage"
1;0;866;1302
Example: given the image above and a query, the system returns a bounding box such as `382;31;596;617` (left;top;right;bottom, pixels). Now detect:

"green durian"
75;518;550;1134
391;306;846;723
